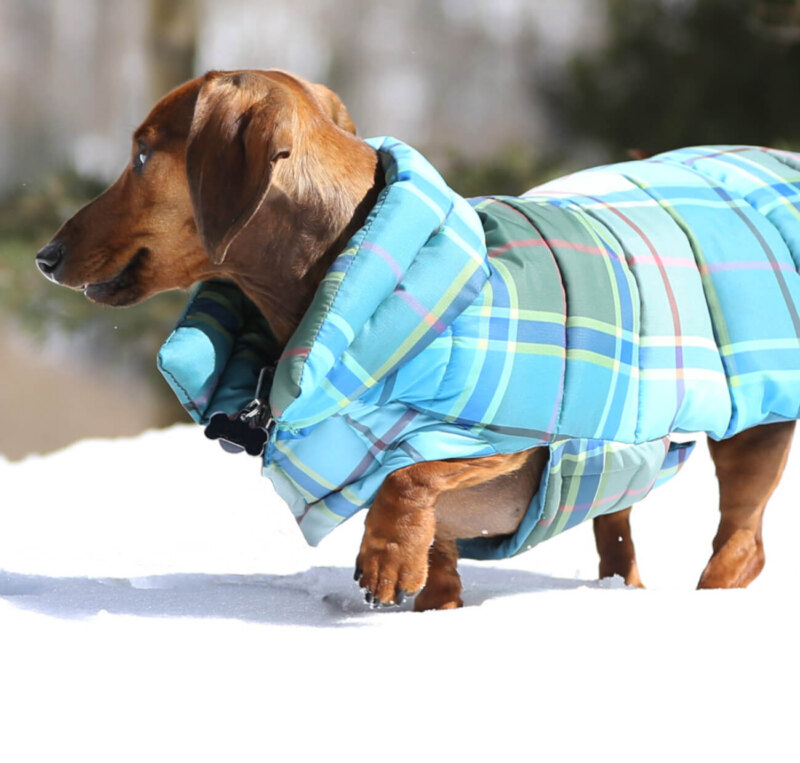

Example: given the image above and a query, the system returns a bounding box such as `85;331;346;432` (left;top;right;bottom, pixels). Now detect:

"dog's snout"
36;240;66;281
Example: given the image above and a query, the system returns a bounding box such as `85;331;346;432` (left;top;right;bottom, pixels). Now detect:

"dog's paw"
697;529;764;589
354;531;432;608
412;585;463;612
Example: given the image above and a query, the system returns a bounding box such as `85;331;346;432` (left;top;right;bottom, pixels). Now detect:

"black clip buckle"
203;365;275;457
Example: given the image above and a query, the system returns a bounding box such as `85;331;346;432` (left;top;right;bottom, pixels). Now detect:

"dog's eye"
133;143;150;172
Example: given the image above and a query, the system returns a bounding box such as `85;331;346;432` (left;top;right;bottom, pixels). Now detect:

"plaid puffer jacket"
158;138;800;559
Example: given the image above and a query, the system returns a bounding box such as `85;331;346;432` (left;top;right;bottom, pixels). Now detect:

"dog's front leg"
355;452;533;608
355;464;438;607
412;538;463;611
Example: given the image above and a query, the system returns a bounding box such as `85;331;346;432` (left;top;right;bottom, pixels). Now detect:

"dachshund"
36;69;795;610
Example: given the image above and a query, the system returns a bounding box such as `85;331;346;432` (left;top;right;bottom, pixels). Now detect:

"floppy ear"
186;72;293;264
305;82;357;135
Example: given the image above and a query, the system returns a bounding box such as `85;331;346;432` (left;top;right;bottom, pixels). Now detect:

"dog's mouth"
82;248;150;306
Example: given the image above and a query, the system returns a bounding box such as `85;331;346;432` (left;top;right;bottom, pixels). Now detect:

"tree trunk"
148;0;198;100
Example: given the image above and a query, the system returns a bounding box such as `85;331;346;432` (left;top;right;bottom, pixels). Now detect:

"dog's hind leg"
593;507;644;587
698;420;795;589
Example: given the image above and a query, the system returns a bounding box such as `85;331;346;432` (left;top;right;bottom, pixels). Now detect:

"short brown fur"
39;70;794;610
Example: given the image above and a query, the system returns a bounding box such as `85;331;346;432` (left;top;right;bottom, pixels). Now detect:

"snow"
2;424;798;762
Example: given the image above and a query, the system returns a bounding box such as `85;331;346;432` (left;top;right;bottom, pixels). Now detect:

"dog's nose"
36;240;66;281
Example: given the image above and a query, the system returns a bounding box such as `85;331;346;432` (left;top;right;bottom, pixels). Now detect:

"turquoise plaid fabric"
159;139;800;559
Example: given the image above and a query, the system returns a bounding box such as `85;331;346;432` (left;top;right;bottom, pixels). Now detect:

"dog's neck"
220;140;384;346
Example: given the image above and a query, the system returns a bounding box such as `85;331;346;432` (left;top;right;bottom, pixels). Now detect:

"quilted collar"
269;137;490;429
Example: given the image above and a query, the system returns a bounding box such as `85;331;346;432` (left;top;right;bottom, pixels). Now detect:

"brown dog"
37;69;795;610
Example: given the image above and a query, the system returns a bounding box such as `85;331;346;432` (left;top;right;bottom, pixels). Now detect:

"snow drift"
1;425;797;762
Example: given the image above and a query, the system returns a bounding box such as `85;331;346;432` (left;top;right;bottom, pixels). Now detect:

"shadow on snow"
0;564;630;627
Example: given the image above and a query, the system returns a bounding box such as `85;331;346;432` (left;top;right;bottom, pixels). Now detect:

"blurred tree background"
546;0;800;159
2;0;800;457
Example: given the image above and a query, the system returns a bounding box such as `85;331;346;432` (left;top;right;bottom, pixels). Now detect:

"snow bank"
1;425;798;762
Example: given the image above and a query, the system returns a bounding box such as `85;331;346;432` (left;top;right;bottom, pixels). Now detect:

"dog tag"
204;412;269;456
203;364;275;457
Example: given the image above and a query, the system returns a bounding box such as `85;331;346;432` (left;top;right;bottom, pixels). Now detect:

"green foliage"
547;0;800;159
0;170;106;242
443;144;570;199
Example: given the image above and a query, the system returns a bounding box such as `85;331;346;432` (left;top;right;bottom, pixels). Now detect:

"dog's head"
35;70;357;307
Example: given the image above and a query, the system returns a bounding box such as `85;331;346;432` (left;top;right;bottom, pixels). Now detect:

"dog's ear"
305;82;357;135
186;72;293;265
